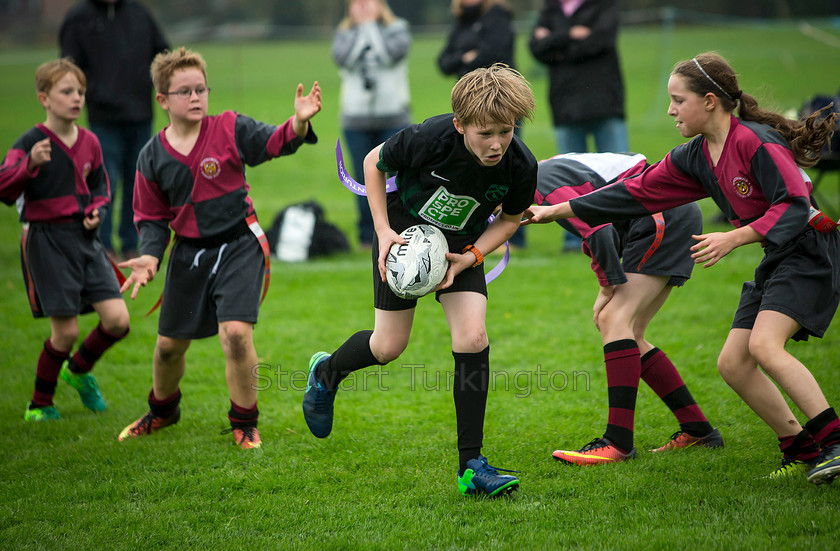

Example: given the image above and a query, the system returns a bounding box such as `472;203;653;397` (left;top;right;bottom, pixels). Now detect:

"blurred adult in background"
437;0;527;249
334;0;411;248
59;0;169;261
529;0;628;252
437;0;514;79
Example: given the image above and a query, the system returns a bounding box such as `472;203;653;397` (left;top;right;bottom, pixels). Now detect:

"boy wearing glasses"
117;47;321;449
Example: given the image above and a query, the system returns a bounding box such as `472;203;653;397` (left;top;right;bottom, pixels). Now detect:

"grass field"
1;21;840;550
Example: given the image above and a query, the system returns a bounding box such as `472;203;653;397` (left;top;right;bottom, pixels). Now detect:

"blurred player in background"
0;58;130;421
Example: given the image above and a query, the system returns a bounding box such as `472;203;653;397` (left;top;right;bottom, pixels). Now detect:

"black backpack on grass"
266;200;350;262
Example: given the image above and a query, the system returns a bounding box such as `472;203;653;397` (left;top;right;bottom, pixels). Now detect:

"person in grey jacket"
333;0;411;247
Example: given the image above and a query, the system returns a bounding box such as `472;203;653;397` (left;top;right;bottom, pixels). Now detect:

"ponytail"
738;93;836;168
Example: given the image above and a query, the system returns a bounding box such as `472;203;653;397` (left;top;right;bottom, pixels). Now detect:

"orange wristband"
462;244;484;267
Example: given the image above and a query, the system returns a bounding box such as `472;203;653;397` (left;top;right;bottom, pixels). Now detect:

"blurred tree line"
144;0;838;28
0;0;837;45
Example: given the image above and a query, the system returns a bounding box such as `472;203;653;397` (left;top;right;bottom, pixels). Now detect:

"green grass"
2;22;840;550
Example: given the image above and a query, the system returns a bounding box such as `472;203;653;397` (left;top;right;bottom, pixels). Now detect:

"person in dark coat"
438;0;527;248
529;0;629;252
59;0;169;260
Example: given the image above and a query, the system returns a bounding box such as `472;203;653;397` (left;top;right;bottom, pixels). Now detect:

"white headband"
692;57;735;102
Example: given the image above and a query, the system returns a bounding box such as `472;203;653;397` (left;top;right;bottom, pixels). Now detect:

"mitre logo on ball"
385;224;449;299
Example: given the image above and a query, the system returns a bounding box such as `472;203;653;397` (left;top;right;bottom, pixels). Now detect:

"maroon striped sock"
779;429;819;462
148;388;181;418
229;400;259;428
68;323;128;374
603;339;640;453
640;348;713;436
805;407;840;448
32;339;69;407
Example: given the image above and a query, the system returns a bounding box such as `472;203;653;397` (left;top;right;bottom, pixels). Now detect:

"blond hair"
673;52;836;168
35;58;86;94
451;63;534;128
150;47;207;95
338;0;397;30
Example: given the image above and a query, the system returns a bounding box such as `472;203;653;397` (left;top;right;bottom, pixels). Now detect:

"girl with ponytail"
524;51;840;484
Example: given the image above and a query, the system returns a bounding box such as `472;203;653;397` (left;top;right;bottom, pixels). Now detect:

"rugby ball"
386;224;449;299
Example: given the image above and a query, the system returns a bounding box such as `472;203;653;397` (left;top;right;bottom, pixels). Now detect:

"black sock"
454;346;490;474
318;330;381;389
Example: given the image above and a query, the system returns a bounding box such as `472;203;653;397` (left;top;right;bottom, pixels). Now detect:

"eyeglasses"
163;86;211;99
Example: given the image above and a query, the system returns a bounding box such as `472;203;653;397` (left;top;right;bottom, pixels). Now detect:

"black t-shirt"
378;113;537;235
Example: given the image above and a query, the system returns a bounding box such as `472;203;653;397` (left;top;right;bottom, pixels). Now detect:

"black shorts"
732;227;840;341
622;203;702;287
22;222;122;318
372;193;487;311
159;230;264;340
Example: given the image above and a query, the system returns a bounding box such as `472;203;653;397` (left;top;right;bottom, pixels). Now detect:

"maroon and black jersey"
133;111;317;260
0;124;109;222
569;116;812;248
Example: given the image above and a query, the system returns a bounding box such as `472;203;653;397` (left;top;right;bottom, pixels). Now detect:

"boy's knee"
102;313;130;337
746;333;777;368
51;331;78;352
453;327;488;353
717;349;750;382
373;343;404;365
220;322;254;358
156;336;186;363
370;329;408;364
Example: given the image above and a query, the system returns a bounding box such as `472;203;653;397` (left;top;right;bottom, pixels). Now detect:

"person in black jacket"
437;0;514;79
529;0;628;252
59;0;169;261
438;0;527;248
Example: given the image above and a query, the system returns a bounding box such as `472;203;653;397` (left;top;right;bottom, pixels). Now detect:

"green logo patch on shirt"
418;186;480;231
485;183;509;203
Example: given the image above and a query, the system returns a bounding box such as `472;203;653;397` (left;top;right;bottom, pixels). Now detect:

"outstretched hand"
520;204;564;225
292;81;322;137
118;254;159;300
690;232;737;268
